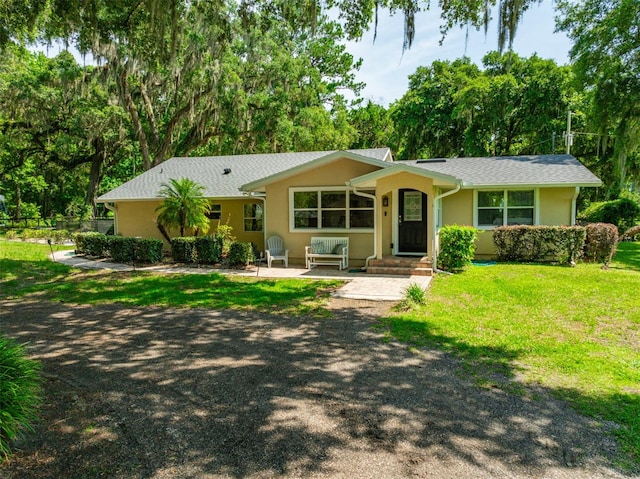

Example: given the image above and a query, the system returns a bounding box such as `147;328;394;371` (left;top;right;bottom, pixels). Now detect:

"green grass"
611;241;640;272
380;243;640;469
3;240;639;467
0;241;341;315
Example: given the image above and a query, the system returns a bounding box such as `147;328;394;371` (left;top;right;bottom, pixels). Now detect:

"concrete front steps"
366;256;433;276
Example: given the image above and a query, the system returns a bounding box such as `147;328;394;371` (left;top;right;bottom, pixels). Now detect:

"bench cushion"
310;241;328;254
331;243;347;254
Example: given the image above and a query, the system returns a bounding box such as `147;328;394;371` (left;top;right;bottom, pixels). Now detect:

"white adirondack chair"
266;235;288;268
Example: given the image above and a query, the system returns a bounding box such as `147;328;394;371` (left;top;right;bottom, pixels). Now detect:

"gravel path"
0;298;628;478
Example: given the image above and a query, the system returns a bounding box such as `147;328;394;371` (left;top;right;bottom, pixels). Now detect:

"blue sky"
344;1;572;106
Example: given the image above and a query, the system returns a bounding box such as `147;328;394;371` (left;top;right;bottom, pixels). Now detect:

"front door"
398;189;427;254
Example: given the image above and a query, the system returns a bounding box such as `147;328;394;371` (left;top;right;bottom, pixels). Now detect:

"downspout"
432;183;462;272
571;187;580;225
104;202;117;235
351;187;377;270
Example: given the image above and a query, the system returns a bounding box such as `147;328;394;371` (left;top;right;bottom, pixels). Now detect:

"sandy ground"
0;297;630;478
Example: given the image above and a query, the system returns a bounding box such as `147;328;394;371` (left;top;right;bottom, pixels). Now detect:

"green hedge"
438;225;479;272
228;241;255;267
109;236;136;263
578;197;640;233
195;236;223;264
2;228;72;244
0;336;42;459
493;225;586;264
74;233;163;264
583;223;618;265
171;237;197;263
134;238;164;264
74;232;110;257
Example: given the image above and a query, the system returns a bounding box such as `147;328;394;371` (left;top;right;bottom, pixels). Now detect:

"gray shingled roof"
402;154;601;187
97;148;391;201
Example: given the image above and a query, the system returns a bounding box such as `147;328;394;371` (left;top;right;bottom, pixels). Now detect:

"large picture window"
244;203;263;232
291;188;374;231
476;190;536;228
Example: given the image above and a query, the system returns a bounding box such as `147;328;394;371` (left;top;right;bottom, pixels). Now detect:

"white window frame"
473;188;539;230
243;203;263;232
289;187;375;233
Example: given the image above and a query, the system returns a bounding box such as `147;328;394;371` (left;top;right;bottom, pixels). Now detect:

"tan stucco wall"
441;187;577;258
264;158;381;266
441;189;473;226
114;198;265;249
539;187;575;225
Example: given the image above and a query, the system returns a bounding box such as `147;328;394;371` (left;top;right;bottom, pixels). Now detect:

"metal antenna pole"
566;110;573;154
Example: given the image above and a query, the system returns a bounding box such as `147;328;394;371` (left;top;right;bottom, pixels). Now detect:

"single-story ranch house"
97;148;601;269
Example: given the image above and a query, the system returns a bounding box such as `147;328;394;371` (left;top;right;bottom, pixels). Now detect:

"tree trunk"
118;67;153;171
85;139;106;217
157;224;171;243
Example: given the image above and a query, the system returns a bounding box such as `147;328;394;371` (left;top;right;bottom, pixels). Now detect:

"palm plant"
156;178;211;239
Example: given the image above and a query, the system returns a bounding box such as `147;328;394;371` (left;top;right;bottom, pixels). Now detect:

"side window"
477;191;504;227
244;204;263;232
476;190;535;228
206;204;222;220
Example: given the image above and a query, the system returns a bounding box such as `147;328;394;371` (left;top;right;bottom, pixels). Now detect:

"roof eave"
460;181;603;189
240;149;390;192
348;163;462;188
96;194;244;203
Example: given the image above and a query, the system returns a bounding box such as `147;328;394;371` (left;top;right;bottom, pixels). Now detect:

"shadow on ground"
0;299;628;478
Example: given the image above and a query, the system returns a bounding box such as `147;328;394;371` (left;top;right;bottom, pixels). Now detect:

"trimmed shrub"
74;232;109;257
46;229;72;244
195;236;223;264
0;336;42;459
493;225;586;264
171;237;197;263
134;238;163;264
583;223;618;265
438;225;479;272
578;197;640;233
18;229;37;241
2;228;71;244
4;230;18;240
620;225;640;242
228;241;254;268
108;236;137;263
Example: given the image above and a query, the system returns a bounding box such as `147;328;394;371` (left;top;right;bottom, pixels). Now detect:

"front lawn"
379;243;640;469
0;241;341;315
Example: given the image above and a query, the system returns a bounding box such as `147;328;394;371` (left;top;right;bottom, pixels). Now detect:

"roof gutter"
351;187;377;271
432;183;462;273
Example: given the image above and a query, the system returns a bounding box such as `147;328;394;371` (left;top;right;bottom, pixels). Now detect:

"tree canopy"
0;0;639;218
558;0;640;193
390;53;574;160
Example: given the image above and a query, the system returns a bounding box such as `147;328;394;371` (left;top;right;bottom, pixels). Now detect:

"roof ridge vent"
417;159;446;164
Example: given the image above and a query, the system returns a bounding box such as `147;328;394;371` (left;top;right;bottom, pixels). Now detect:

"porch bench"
305;237;349;270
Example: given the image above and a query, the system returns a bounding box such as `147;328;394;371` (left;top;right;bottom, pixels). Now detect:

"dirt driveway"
0;298;627;478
